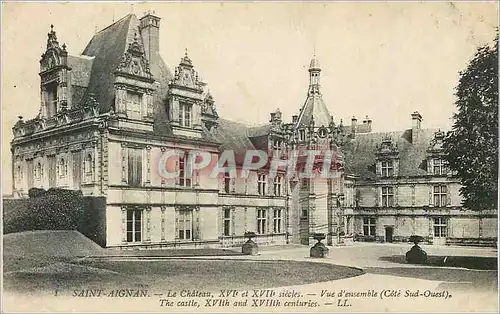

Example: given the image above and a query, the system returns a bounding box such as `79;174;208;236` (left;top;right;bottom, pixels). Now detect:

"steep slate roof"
82;14;134;112
295;93;332;128
345;128;439;181
80;14;174;135
67;55;94;106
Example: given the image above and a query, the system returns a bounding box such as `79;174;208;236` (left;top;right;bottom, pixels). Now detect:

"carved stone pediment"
116;33;152;79
427;130;445;154
376;135;399;157
171;50;204;92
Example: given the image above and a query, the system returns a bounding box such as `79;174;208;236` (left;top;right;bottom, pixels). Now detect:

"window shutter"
121;207;127;243
375;186;380;207
231;207;236;236
175;208;179;239
375;161;381;176
175;156;180;186
121;145;128;183
427;158;433;175
128;149;135;186
394;159;399;177
446;185;451;206
81;153;86;183
137;149;143;186
394;186;398;207
429;185;433;206
266;208;271;235
193;208;200;240
230;169;236;193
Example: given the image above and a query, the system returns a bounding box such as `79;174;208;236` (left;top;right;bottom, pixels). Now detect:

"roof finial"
185;47;188;58
50;24;54;31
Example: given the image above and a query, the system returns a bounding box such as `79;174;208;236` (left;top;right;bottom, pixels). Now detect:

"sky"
1;2;498;194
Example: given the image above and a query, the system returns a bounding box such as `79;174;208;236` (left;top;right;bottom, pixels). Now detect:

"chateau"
11;13;497;248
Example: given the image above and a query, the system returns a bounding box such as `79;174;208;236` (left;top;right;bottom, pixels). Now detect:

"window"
257;209;267;234
223;208;231;236
224;171;231;193
127;91;142;120
59;158;67;177
299;129;305;142
179;153;192;187
273;208;282;233
433;185;447;207
179;102;192;127
128;149;142;187
433;217;447;237
36;162;43;180
381;186;394;207
363;217;376;236
381;160;394;177
177;210;192;240
258;174;267;195
85;154;93;174
126;208;142;243
16;165;22;182
273;176;282;196
273;139;281;150
433;158;447;175
46;83;58;117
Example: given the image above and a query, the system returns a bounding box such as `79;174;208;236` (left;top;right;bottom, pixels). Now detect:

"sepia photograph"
1;1;498;313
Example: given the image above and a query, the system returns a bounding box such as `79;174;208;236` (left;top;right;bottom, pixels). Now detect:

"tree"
443;34;498;211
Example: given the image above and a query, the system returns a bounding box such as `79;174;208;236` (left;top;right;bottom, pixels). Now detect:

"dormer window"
273;139;282;150
299;129;305;142
179;102;192;128
381;160;394;177
126;91;142;120
432;158;448;175
46;83;58;117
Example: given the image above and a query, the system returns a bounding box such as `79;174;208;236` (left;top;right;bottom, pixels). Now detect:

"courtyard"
2;231;498;312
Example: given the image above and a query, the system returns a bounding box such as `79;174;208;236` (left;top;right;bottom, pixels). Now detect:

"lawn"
4;259;364;296
3;230;364;296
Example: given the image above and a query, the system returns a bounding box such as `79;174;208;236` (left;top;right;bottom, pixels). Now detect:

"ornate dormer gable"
426;130;449;176
427;129;445;155
201;90;219;134
115;32;153;79
167;49;206;138
375;135;399;178
376;135;399;157
40;25;69;73
113;32;156;123
39;25;71;119
171;49;205;92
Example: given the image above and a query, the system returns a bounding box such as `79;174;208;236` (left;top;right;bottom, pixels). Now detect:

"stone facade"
11;13;497;249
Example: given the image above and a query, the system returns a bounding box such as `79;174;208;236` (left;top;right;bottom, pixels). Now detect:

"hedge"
5;188;84;234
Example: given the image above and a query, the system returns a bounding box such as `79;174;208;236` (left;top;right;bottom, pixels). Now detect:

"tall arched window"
36;162;42;179
59;158;67;176
85;154;93;174
17;165;22;182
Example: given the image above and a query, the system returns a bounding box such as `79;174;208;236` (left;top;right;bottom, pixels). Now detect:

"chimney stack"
351;116;357;136
411;111;423;143
139;11;160;76
362;115;372;132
